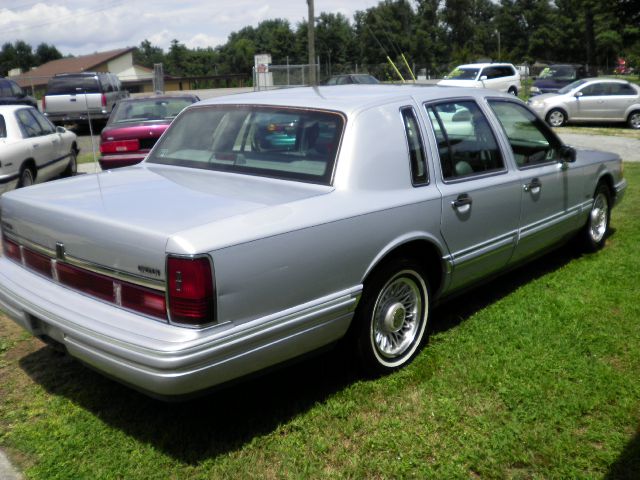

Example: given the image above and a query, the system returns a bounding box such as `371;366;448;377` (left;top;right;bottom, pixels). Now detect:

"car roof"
581;77;631;84
197;84;515;115
456;63;515;69
118;94;199;102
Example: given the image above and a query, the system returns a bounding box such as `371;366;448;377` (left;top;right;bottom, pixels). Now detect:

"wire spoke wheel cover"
365;267;429;369
589;191;609;244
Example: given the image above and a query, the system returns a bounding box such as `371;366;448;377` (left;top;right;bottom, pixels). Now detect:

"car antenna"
76;87;99;170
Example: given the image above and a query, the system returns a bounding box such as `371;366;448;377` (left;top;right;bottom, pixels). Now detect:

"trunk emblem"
55;242;66;260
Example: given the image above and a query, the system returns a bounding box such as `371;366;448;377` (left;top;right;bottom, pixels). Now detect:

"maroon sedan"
99;94;199;169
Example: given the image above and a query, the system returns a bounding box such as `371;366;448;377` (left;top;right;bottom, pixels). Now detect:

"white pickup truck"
43;72;128;125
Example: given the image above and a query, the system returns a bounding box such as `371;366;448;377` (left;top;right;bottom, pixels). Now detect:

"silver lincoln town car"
0;85;627;399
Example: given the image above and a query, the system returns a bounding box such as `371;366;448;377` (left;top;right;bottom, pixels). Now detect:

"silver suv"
43;72;128;125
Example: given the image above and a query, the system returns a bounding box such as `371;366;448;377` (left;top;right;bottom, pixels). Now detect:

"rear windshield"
146;105;345;185
46;76;101;95
108;97;196;124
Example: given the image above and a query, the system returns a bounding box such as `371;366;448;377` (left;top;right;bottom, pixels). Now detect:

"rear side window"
610;83;636;95
147;105;345;185
400;107;428;185
426;100;504;180
47;76;101;95
0;115;6;138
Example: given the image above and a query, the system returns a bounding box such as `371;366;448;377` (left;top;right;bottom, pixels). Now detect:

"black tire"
61;149;77;178
628;110;640;130
18;165;35;188
580;183;611;252
508;86;518;96
353;258;430;375
546;108;567;127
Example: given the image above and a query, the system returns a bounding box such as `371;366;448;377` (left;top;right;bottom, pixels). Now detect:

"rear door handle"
524;178;542;193
451;193;472;209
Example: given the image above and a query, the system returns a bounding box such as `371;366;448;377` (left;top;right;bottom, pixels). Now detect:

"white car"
439;63;521;95
0;105;78;193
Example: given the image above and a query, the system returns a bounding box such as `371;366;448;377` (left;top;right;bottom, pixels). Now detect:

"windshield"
558;79;587;94
109;97;196;124
146;105;345;185
539;66;576;81
445;68;479;80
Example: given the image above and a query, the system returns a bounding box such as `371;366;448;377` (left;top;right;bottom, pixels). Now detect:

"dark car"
530;64;588;96
99;94;199;169
322;74;380;85
0;77;37;108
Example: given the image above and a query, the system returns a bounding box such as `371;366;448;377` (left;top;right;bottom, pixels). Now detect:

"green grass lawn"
1;165;639;479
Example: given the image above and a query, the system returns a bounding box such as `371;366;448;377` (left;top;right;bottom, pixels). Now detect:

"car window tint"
0;81;11;97
611;83;635;95
9;81;23;96
581;83;606;96
47;76;101;94
426;100;504;180
488;100;563;167
16;109;44;137
147;106;344;185
0;115;6;138
110;98;196;123
400;107;428;185
31;109;55;134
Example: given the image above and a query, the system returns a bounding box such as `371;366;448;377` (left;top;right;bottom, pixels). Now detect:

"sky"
0;0;382;56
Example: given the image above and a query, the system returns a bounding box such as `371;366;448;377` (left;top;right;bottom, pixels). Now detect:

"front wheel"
546;109;567;127
354;259;430;374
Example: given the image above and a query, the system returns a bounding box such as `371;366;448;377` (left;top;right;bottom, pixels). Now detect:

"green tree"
134;40;164;68
34;43;62;66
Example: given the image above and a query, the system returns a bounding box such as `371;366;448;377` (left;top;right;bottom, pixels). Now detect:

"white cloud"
0;0;382;55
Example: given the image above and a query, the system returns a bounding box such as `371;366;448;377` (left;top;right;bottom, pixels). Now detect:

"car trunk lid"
1;165;332;282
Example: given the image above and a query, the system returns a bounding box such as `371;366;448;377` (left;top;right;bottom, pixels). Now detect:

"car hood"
529;93;558;103
1;165;332;280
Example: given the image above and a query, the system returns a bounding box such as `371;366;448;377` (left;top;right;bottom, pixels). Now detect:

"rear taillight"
22;249;53;278
121;283;166;319
100;139;140;154
3;237;22;262
4;236;168;320
56;263;114;303
101;93;107;107
167;256;215;326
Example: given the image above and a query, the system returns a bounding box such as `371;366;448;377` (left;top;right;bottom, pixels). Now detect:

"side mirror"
574;91;583;98
480;75;488;81
559;145;576;163
56;126;66;134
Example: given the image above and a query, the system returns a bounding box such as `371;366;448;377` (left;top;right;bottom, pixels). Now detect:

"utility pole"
307;0;316;85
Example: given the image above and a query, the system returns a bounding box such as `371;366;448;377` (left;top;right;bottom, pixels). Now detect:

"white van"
439;63;521;95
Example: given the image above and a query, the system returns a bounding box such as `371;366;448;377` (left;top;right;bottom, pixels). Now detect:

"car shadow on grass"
605;430;640;480
16;241;600;465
